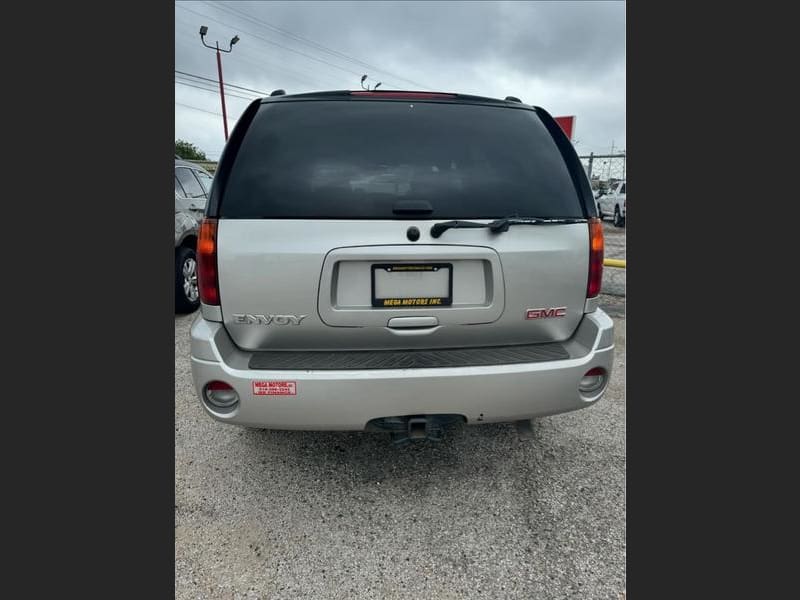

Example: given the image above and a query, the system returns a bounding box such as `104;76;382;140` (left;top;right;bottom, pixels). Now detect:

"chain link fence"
579;153;626;193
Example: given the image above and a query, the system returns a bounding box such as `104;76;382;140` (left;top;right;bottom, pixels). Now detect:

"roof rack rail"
258;89;527;105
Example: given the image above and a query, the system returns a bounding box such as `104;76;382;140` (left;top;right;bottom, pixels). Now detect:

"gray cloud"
175;1;625;159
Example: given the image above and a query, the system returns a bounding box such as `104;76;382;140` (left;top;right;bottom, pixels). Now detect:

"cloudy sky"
175;1;625;160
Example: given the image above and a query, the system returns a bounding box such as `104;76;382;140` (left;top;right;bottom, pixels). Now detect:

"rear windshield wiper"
430;217;588;238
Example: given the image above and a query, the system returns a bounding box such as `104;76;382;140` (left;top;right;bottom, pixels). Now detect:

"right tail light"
587;218;604;298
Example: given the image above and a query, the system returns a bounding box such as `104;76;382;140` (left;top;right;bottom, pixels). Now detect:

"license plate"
371;263;453;308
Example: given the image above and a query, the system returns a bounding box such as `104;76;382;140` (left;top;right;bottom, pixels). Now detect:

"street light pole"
199;26;239;141
214;45;229;140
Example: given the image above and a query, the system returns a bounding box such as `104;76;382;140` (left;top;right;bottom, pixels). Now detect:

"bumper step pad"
249;342;569;370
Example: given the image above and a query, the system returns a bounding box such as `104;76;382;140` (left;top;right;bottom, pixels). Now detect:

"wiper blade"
430;220;489;238
486;217;588;232
430;217;587;238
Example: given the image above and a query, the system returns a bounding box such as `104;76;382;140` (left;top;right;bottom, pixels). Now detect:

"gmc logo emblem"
526;307;567;319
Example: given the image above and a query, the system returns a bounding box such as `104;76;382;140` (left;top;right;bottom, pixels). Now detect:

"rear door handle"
387;316;439;329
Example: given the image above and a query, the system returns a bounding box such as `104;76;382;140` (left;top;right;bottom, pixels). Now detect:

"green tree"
175;140;207;161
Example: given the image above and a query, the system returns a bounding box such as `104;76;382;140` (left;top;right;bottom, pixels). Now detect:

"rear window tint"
221;100;582;219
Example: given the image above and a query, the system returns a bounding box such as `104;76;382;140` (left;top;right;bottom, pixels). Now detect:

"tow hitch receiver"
365;414;466;445
407;417;429;440
515;418;536;441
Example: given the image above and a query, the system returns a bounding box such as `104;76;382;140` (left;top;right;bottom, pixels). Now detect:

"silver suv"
175;159;215;313
190;90;613;440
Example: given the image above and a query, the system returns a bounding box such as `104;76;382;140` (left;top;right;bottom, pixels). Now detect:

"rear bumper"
189;310;615;430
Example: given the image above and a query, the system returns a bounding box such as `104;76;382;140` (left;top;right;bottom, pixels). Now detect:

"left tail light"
197;218;219;305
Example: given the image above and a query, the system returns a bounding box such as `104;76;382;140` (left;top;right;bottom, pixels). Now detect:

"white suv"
598;180;626;227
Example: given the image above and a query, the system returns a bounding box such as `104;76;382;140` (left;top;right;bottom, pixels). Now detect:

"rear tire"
613;206;625;228
176;246;200;313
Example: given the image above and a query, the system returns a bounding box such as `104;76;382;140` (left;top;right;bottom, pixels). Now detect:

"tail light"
587;218;604;298
197;218;219;305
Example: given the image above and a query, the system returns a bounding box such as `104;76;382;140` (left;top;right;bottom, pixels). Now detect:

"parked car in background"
189;90;614;440
175;159;215;313
598;180;626;227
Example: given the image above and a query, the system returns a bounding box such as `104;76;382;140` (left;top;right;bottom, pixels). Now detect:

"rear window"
221;100;583;219
175;167;205;199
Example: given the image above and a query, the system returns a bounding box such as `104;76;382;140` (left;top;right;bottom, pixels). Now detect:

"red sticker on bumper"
252;381;297;396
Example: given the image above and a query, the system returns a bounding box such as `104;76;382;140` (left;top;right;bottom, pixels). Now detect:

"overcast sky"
175;1;625;160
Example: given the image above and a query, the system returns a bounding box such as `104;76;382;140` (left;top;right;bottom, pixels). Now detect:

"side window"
175;176;186;197
175;167;205;199
194;170;214;196
620;183;626;194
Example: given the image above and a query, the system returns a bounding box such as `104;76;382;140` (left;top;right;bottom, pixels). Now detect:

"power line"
175;102;224;117
176;42;347;94
175;75;258;98
175;78;257;102
176;4;386;83
201;5;403;91
174;19;345;90
224;45;346;89
175;69;268;96
205;0;433;90
175;74;260;100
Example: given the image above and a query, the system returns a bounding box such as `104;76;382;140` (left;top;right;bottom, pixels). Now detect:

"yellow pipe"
604;258;626;268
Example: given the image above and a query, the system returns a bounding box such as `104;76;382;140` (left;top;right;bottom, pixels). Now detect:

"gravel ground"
175;314;626;600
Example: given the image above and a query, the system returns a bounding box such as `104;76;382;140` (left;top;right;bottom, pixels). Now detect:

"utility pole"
199;26;240;141
607;140;615;180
